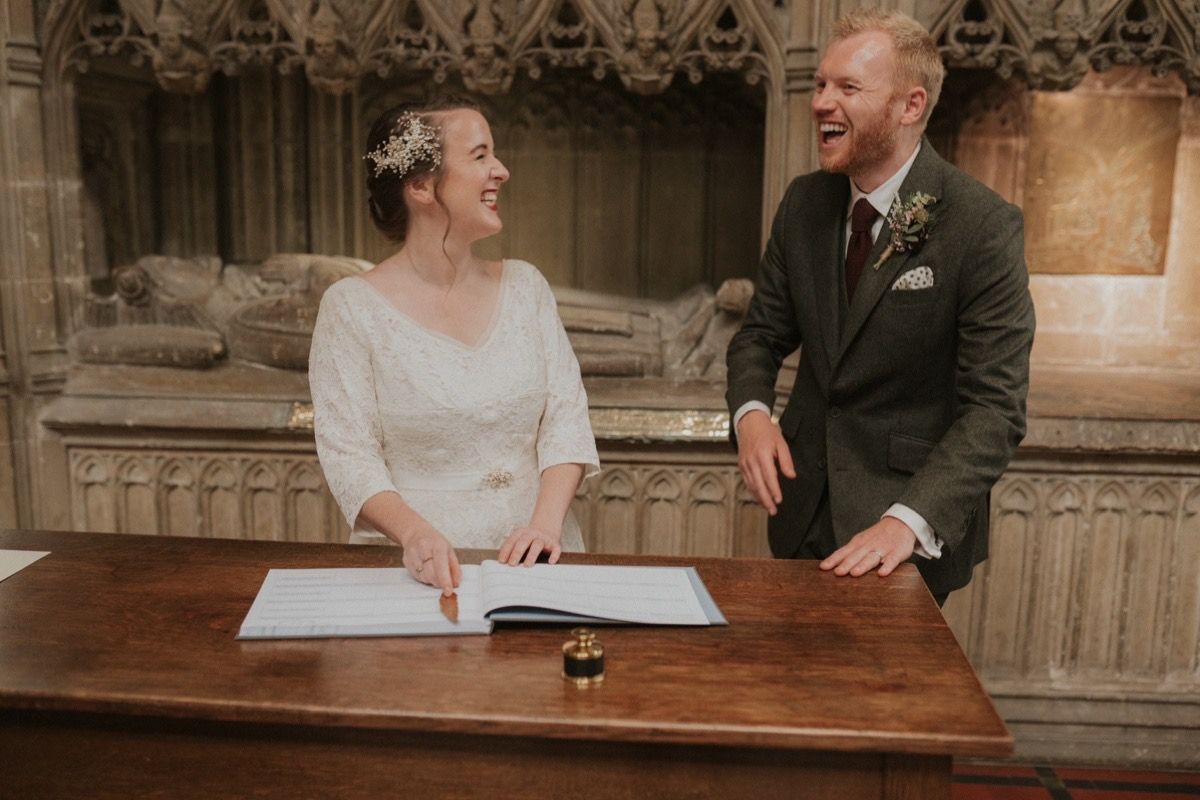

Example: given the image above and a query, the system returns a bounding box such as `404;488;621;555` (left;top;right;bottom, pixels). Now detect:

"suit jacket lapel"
811;177;850;381
837;141;946;362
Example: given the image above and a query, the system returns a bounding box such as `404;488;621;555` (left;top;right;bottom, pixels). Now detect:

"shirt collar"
847;142;921;221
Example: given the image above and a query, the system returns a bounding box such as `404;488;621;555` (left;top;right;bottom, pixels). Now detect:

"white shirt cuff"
883;503;943;559
733;401;773;432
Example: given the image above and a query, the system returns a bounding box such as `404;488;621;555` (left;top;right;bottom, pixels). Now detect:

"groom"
725;9;1035;602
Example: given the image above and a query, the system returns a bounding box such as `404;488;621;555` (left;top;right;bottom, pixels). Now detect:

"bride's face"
434;109;510;243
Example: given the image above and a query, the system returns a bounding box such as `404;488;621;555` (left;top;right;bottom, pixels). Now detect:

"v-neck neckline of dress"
352;260;510;352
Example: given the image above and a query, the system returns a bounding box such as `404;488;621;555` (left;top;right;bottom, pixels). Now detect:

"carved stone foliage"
931;0;1200;93
43;0;781;96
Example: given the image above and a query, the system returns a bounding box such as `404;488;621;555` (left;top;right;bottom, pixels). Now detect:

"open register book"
237;560;727;639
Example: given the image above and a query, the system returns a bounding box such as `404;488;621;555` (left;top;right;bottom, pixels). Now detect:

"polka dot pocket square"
890;266;934;291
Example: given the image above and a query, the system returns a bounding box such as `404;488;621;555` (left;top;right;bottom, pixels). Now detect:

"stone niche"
928;65;1200;373
76;59;765;302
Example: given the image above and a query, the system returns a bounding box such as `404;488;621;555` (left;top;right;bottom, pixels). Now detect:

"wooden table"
0;529;1010;798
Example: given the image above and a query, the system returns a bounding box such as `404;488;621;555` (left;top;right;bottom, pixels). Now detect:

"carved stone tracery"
47;0;783;96
932;0;1200;93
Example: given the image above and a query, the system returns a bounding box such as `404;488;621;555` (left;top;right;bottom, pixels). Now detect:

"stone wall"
939;69;1200;372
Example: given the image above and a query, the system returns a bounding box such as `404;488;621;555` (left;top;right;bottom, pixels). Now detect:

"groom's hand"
736;410;796;516
820;517;916;578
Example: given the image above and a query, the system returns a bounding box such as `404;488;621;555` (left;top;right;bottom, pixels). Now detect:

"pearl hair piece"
364;111;442;178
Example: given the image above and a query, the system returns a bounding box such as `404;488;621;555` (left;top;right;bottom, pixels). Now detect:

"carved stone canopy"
40;1;1200;97
47;0;779;97
931;0;1200;94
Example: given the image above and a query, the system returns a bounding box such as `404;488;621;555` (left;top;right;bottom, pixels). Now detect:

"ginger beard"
818;91;902;178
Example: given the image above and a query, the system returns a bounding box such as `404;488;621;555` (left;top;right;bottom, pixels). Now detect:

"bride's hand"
498;526;563;567
401;525;461;595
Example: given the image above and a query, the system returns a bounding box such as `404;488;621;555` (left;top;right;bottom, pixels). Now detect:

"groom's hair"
831;9;945;125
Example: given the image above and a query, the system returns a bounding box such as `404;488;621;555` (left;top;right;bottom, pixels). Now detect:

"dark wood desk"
0;529;1010;798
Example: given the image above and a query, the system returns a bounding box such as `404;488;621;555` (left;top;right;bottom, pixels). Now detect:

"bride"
308;98;599;595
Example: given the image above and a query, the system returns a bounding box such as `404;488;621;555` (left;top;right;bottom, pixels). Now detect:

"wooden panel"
2;714;890;800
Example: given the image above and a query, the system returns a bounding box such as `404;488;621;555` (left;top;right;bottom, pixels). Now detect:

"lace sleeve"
532;271;600;479
308;283;399;530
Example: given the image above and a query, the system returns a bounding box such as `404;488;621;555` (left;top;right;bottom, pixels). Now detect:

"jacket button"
817;458;827;470
829;407;841;418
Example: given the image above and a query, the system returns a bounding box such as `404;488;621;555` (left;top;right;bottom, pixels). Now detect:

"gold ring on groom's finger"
873;550;885;562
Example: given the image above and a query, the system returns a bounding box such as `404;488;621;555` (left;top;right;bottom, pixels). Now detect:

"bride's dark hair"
365;95;482;243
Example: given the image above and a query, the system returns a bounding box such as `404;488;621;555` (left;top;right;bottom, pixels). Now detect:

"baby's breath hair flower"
364;111;442;178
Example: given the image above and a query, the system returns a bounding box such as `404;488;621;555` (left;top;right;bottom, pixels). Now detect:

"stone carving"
52;0;782;95
151;6;212;93
461;0;516;94
938;0;1025;80
69;252;755;381
617;0;676;94
1028;10;1091;90
932;0;1200;94
70;253;369;370
518;0;614;81
69;448;347;542
304;2;359;94
677;4;770;87
48;0;1200;96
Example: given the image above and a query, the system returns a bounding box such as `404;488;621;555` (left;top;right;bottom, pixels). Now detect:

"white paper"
479;560;711;625
0;550;49;583
238;566;491;639
237;562;719;640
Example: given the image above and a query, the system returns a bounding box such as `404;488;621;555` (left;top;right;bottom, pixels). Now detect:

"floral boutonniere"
873;191;938;270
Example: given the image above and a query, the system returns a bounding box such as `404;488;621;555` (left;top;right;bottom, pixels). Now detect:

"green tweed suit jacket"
725;141;1036;595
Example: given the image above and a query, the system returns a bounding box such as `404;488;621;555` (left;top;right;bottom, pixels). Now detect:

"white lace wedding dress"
308;259;599;549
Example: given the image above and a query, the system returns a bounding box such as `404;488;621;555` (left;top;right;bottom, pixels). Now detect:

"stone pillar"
1;0;80;528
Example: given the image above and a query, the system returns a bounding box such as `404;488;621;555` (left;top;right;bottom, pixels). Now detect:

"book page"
479;561;711;625
0;550;49;583
238;566;490;639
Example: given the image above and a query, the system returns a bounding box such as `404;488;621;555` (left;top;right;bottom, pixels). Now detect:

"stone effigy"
72;253;370;370
69;252;755;384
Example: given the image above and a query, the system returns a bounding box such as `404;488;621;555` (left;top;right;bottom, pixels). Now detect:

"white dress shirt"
733;143;944;559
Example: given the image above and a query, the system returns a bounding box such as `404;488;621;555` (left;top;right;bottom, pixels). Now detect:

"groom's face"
812;30;905;179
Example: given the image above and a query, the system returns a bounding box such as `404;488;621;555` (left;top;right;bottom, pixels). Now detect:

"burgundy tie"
845;198;879;302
